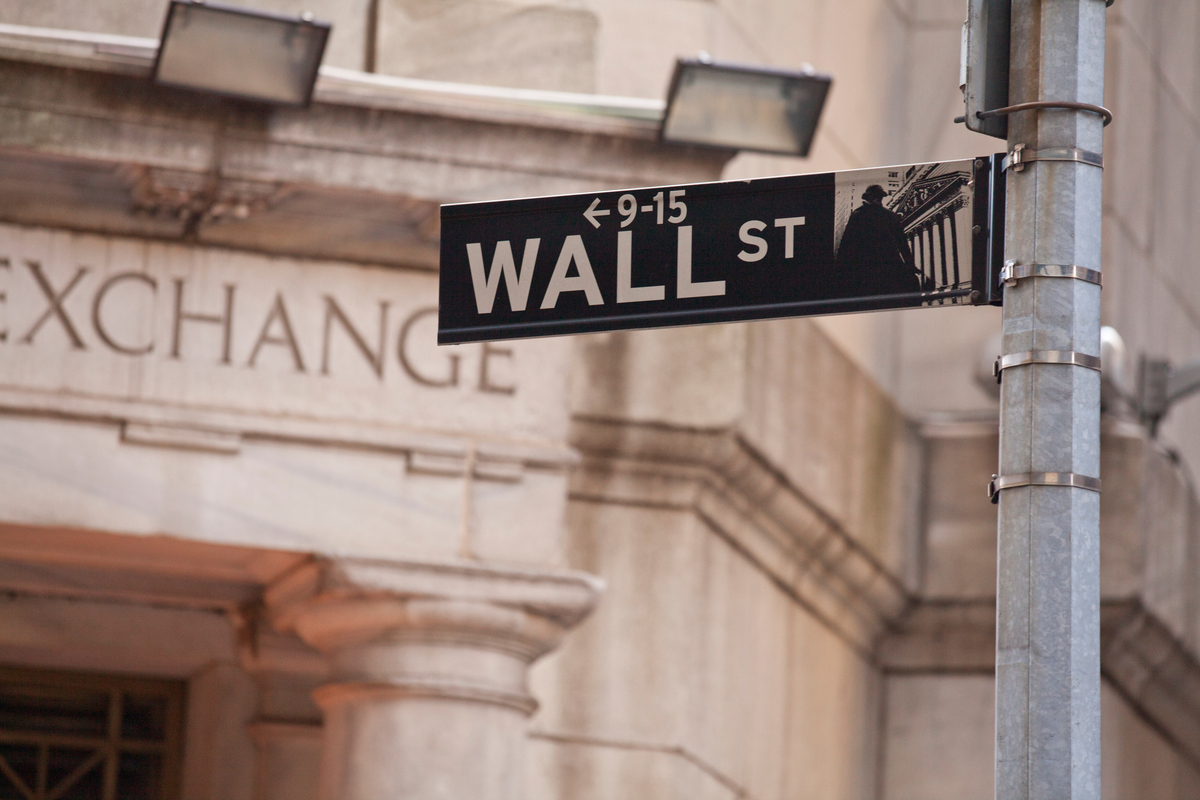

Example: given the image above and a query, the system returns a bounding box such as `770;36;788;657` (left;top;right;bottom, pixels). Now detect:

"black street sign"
438;156;1004;344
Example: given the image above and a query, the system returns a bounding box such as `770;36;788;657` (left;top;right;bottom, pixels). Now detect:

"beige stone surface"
377;0;597;92
569;325;747;428
530;501;880;800
0;414;574;564
882;676;1200;800
2;0;371;71
921;420;1200;615
526;734;740;800
1105;22;1158;252
921;422;999;599
582;0;713;100
742;317;923;586
895;305;1002;414
1101;682;1200;800
882;674;994;800
568;313;924;593
1154;0;1200;124
1097;0;1200;480
14;0;1197;470
898;418;1200;782
0;56;729;270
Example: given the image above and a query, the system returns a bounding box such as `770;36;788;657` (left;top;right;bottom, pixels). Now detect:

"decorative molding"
0;387;578;473
407;451;525;483
122;421;242;455
1102;600;1200;771
0;53;730;268
569;416;912;655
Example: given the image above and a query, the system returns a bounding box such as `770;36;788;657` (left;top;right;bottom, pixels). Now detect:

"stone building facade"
0;1;1199;798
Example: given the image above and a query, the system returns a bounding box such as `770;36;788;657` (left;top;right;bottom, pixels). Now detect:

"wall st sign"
438;158;1004;343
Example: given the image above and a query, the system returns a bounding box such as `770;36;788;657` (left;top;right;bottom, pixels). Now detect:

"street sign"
438;156;1003;344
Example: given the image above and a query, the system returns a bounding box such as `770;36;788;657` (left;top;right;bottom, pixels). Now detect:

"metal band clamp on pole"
993;347;1104;383
1000;261;1102;287
988;472;1102;504
1004;144;1104;172
993;349;1103;382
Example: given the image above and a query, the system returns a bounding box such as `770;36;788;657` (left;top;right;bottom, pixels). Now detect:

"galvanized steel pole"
995;1;1106;798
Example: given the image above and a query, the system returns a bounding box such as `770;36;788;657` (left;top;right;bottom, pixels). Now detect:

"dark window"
0;668;184;800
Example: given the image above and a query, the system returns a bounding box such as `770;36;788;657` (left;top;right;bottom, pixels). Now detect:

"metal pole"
995;1;1105;798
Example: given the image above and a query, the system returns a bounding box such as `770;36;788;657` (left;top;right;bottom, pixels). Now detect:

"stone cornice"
569;415;913;656
0;50;731;269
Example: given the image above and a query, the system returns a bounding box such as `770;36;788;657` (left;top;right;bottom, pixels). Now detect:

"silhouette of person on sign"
834;184;922;300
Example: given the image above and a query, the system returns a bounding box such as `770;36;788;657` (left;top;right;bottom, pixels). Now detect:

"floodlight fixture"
660;57;832;157
152;0;330;107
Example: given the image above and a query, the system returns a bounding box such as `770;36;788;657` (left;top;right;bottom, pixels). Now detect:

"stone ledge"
0;388;581;472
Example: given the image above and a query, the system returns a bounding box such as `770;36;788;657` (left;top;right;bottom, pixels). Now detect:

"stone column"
265;557;602;800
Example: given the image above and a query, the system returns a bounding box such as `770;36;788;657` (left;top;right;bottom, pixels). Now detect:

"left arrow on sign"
583;198;611;229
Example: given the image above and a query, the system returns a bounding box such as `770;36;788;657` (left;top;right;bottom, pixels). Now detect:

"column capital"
266;557;602;640
263;556;603;712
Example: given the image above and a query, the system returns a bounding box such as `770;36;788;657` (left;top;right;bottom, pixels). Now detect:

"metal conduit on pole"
993;0;1106;797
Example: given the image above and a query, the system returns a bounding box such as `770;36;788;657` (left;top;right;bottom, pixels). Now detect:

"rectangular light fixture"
152;0;330;107
660;58;832;157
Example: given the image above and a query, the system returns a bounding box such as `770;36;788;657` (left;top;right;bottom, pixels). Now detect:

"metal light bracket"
1004;144;1104;172
1000;261;1102;287
993;349;1103;382
988;471;1102;504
